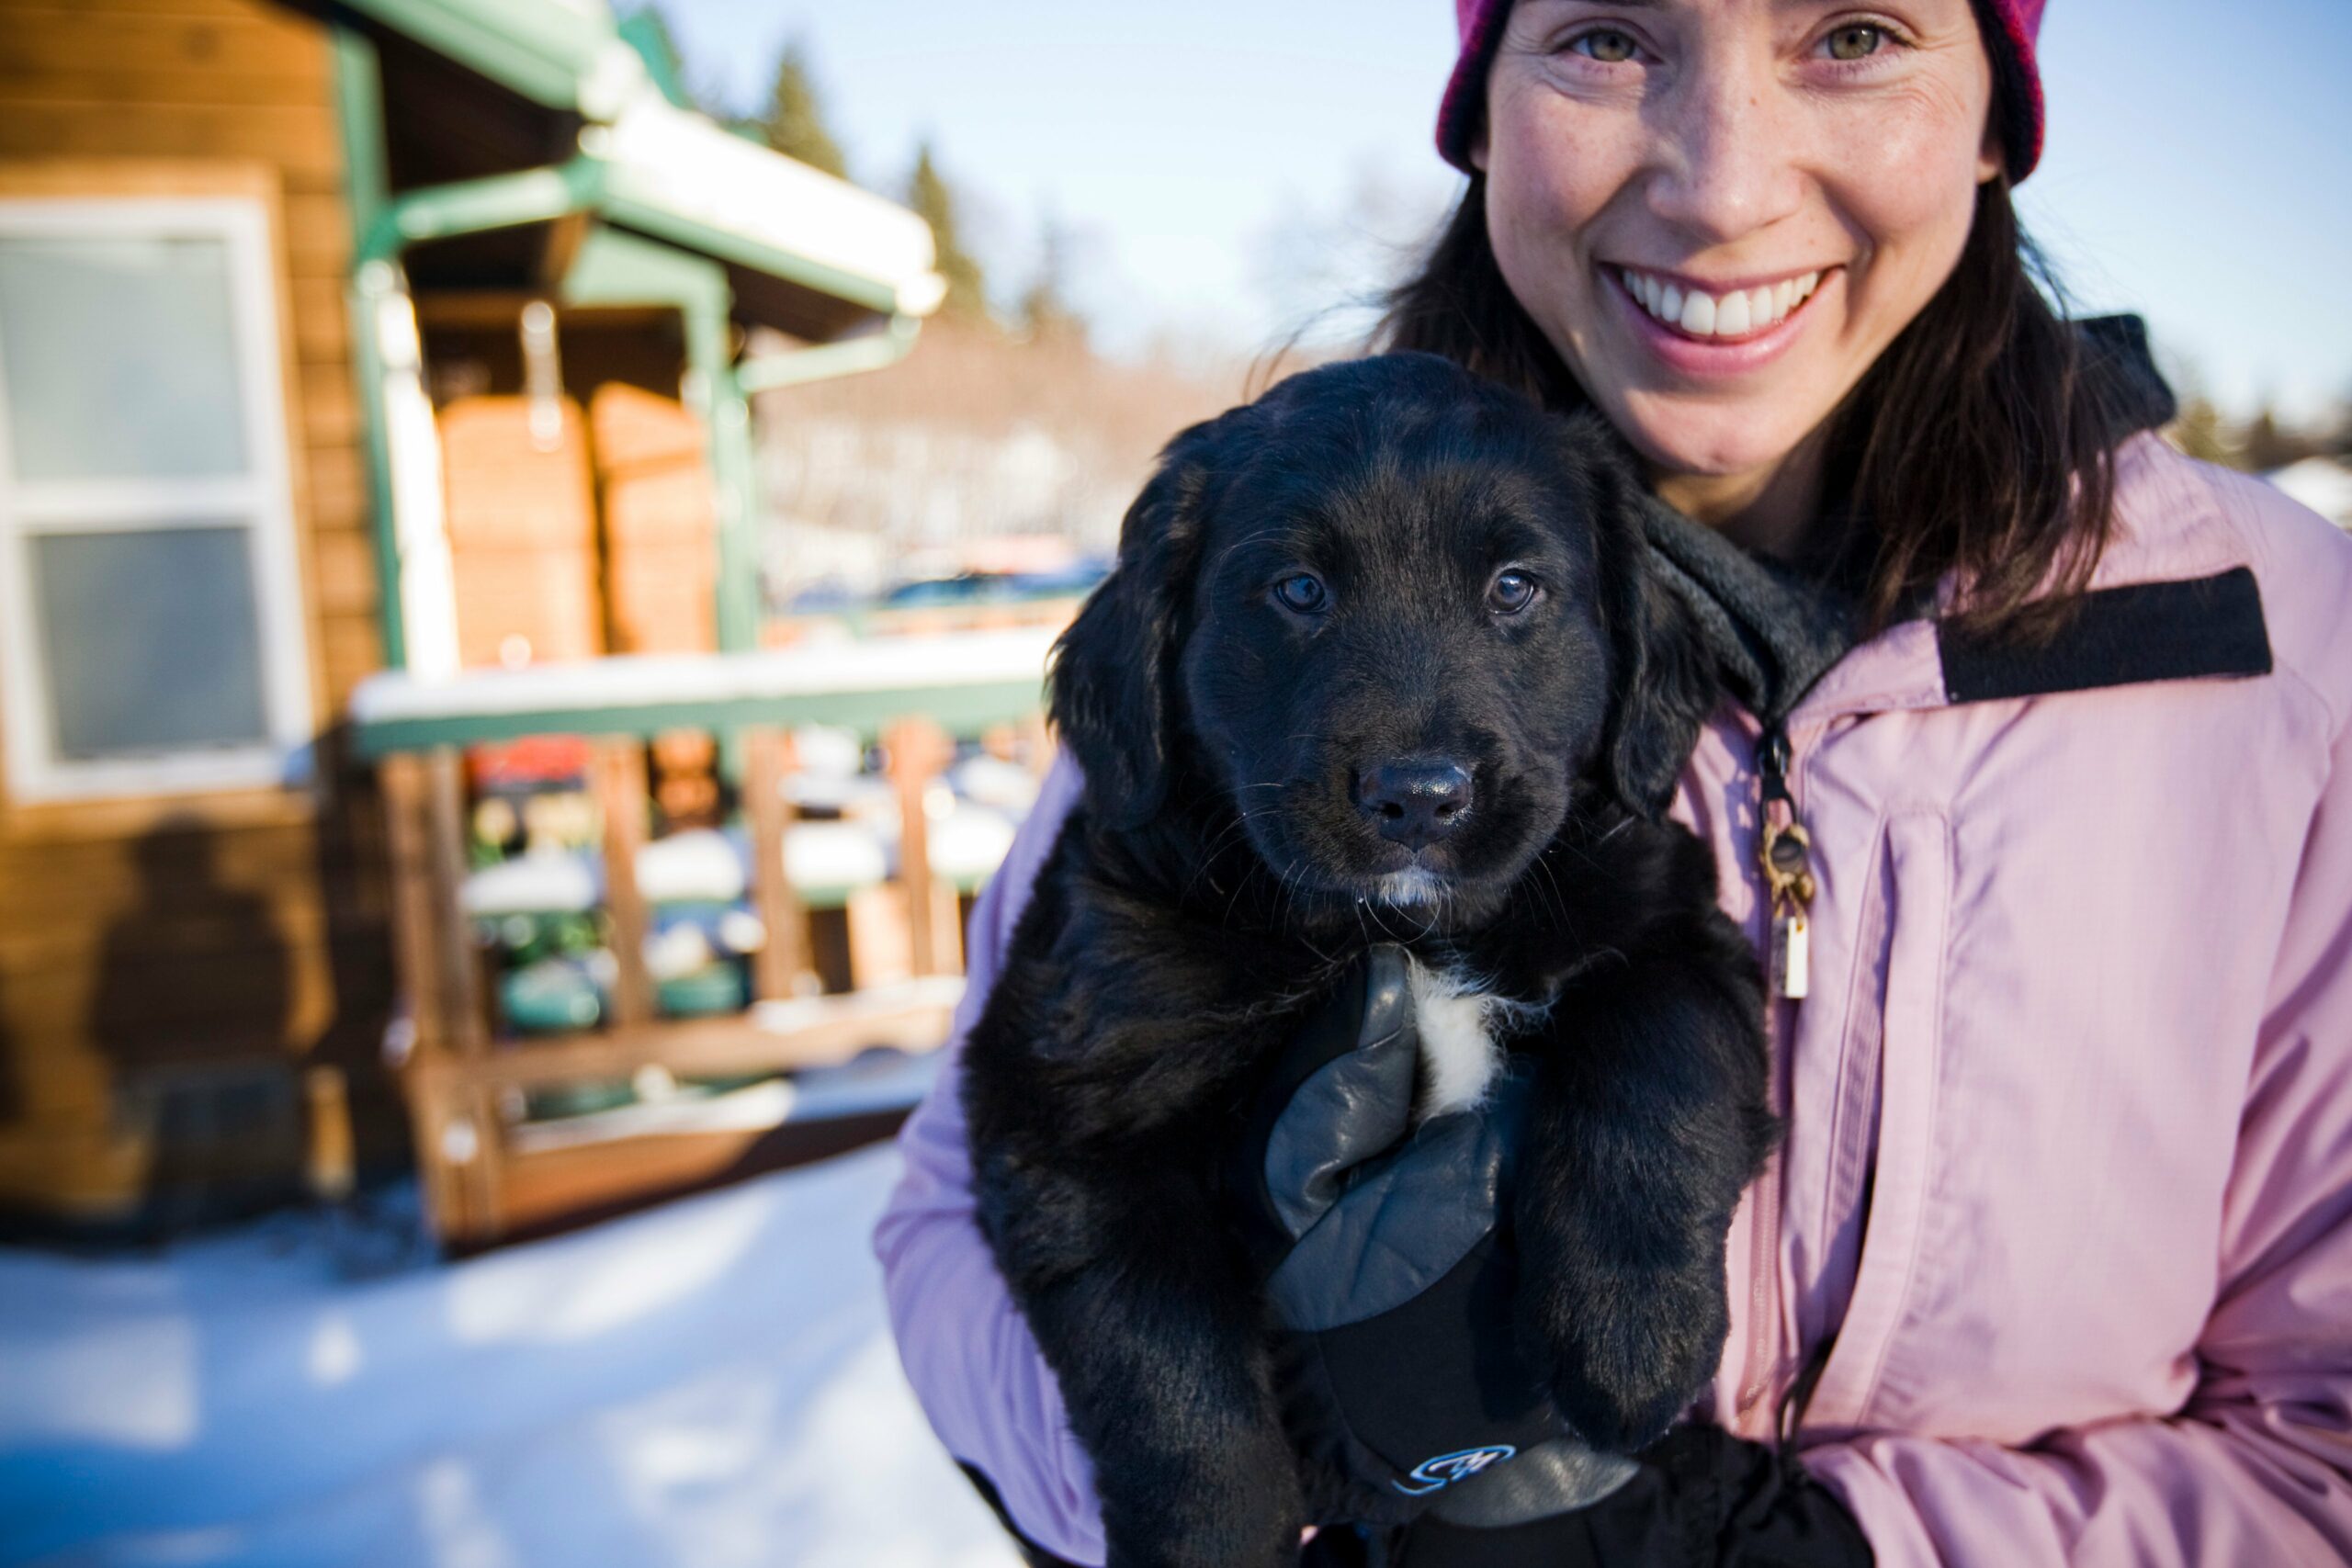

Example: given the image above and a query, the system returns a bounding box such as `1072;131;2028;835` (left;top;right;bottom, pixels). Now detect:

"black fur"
960;354;1777;1568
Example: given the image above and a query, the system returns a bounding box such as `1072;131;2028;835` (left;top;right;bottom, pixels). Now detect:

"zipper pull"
1757;725;1815;1000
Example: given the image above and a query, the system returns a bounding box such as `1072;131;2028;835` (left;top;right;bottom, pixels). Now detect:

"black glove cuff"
1389;1427;1874;1568
1278;1230;1566;1527
1647;1426;1873;1566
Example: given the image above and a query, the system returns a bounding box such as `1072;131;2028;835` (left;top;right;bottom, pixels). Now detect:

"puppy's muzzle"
1353;759;1475;852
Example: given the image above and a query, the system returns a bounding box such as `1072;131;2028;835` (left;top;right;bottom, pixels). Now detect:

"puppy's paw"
1099;1433;1306;1568
1519;1259;1728;1454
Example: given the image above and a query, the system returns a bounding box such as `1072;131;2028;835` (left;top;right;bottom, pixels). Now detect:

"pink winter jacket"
874;430;2352;1565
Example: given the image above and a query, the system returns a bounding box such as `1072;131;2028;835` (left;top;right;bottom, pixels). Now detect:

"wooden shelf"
365;640;1050;1249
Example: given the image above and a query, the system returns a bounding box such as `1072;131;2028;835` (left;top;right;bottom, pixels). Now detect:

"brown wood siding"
0;0;399;1227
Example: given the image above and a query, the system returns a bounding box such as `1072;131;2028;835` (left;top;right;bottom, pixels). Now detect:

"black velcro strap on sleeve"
1938;567;2271;705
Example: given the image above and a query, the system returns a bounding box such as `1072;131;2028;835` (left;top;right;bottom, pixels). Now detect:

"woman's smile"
1603;261;1838;378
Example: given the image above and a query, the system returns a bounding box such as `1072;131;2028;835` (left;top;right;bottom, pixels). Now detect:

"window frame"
0;195;315;803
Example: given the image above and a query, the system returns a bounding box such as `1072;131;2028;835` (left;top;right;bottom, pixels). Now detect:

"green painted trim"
334;0;609;111
333;30;406;671
560;224;729;313
364;159;605;262
790;883;868;912
685;299;762;655
350;679;1047;759
334;30;391;232
734;315;922;394
356;161;903;325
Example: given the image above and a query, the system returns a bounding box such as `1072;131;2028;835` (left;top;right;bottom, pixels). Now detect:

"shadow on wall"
88;813;303;1237
34;728;412;1244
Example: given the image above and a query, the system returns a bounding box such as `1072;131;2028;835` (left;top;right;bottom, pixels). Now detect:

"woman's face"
1474;0;2002;493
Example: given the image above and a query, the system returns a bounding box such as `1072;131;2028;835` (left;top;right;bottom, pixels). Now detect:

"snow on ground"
0;1147;1020;1568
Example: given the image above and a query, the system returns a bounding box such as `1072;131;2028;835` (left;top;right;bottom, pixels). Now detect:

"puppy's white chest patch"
1407;958;1505;1118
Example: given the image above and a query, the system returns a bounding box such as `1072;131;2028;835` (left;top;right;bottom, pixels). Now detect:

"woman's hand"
1226;944;1874;1566
1222;943;1636;1535
1392;1426;1876;1566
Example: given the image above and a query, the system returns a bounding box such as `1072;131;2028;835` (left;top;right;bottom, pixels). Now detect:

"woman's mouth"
1604;263;1838;375
1615;265;1822;340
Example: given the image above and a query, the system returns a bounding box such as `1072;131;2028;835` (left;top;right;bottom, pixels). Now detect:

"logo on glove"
1393;1444;1519;1495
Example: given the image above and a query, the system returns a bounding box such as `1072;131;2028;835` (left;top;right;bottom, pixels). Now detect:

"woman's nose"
1644;50;1807;245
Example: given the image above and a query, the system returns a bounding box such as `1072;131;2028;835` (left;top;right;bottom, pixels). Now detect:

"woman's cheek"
1823;76;1995;226
1484;102;1640;355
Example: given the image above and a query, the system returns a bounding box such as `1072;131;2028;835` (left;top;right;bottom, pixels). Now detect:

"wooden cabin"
0;0;965;1238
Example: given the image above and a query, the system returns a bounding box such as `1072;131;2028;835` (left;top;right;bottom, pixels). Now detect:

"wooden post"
887;717;953;978
304;1066;356;1205
596;739;656;1028
380;751;462;1240
742;726;806;1000
425;748;498;1243
424;749;489;1055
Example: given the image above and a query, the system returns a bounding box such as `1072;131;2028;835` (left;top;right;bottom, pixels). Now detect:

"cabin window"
0;197;311;802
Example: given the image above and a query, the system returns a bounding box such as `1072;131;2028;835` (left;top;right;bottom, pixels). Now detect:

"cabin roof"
325;0;945;336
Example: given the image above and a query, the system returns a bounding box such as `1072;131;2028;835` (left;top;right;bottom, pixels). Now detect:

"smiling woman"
1399;0;2143;636
876;2;2352;1565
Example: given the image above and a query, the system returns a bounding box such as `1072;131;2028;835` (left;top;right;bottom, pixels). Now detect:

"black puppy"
960;353;1776;1567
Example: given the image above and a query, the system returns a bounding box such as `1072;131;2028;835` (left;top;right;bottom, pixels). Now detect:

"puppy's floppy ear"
1577;420;1721;818
1048;415;1226;829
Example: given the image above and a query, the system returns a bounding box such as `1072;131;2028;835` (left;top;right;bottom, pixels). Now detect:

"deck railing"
348;626;1055;1248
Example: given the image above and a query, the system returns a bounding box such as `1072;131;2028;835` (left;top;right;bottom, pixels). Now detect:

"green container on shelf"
502;955;605;1034
656;961;748;1018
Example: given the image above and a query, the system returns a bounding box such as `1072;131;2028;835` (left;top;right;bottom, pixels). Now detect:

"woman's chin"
1607;390;1829;487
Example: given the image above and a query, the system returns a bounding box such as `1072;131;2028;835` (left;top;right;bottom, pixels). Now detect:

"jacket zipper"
1736;718;1815;1425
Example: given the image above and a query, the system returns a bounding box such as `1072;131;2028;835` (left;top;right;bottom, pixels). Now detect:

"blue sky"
654;0;2352;419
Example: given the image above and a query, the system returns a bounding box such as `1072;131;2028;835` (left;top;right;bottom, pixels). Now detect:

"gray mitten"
1224;944;1637;1535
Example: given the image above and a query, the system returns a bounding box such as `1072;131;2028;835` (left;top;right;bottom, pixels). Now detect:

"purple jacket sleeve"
873;753;1108;1565
1803;702;2352;1565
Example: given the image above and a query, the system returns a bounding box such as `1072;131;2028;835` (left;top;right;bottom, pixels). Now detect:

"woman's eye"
1568;28;1639;64
1487;570;1541;615
1274;573;1329;615
1824;23;1888;62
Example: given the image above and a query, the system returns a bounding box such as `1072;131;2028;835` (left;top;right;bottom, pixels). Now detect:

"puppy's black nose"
1355;761;1474;851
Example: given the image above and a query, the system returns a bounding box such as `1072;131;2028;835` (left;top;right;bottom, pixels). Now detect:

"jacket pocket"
1804;808;1952;1433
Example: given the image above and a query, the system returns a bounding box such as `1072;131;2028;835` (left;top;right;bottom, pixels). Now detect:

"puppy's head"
1051;353;1713;924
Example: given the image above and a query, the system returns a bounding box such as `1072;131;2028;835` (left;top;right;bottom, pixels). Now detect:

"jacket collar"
1638;491;1860;731
1763;315;2272;728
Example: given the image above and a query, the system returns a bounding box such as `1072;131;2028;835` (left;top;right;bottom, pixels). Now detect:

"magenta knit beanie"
1436;0;2049;182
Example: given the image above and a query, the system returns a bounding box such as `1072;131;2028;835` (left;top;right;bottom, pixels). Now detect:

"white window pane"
32;525;269;760
0;235;250;482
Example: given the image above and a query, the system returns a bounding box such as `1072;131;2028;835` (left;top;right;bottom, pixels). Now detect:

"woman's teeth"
1618;266;1821;339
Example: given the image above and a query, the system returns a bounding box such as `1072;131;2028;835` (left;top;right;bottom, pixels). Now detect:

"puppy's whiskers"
1528;847;1572;933
1182;807;1276;903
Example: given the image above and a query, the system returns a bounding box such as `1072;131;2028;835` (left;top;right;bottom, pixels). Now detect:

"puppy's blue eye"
1274;574;1329;615
1487;570;1541;614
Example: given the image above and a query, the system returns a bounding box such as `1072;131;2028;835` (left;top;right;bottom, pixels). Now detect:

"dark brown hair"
1373;171;2145;641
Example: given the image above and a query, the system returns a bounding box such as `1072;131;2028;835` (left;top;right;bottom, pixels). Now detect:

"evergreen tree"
760;36;848;179
2167;396;2236;467
2239;405;2306;473
1018;211;1087;344
907;140;989;321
